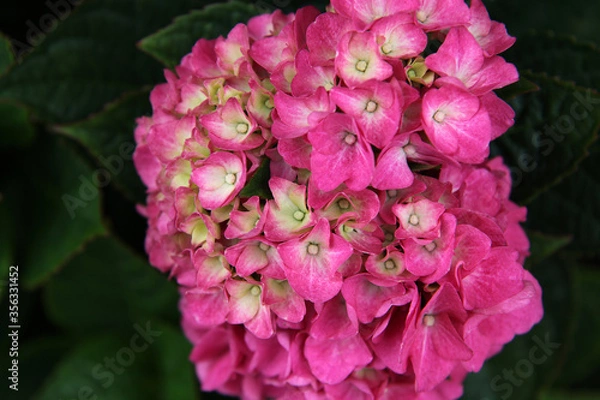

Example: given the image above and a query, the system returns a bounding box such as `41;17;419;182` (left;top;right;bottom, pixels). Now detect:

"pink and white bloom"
264;177;316;241
414;0;470;31
332;0;419;29
201;97;264;150
271;87;335;139
308;113;375;191
467;0;516;57
226;279;274;339
425;27;518;95
405;283;472;392
336;31;393;88
191;151;246;210
135;3;541;398
372;135;414;190
371;13;428;59
331;80;401;149
278;218;353;303
422;84;492;163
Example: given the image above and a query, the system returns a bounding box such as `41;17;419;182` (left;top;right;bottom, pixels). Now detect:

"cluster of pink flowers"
133;0;543;398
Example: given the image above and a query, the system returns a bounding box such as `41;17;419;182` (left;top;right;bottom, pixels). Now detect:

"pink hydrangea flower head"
134;1;542;398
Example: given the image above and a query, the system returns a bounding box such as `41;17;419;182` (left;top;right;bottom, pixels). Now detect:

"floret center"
384;260;396;270
409;214;420;226
423;314;435;327
259;242;270;252
293;210;306;221
250;286;261;296
236;123;249;134
225;173;237;185
425;242;437;252
433;110;446;123
344;133;357;145
366;100;378;113
307;243;320;256
355;60;369;72
338;199;351;209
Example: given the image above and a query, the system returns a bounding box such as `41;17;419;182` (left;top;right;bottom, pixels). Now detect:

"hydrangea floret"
134;0;543;398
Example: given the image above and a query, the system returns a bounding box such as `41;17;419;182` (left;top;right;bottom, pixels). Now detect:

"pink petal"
147;116;195;163
403;213;456;281
306;13;353;65
277;218;353;303
191;151;246;210
224;240;269;276
426;27;484;87
481;92;515;139
264;177;315;242
460;248;525;310
201;98;264;151
272;87;335;139
133;144;161;192
467;0;515;56
310;294;358;339
304;334;373;384
453;224;491;270
263;278;307;323
330;81;401;149
335;31;393;88
308;113;375;192
393;198;446;240
342;274;413;323
371;14;428;59
292;50;336;96
224;196;265;240
193;251;231;288
278;136;312;170
415;0;470;31
181;287;229;328
332;0;419;29
372;135;415;190
422;85;491;164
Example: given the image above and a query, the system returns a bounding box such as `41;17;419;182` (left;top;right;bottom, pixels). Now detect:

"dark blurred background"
0;0;599;399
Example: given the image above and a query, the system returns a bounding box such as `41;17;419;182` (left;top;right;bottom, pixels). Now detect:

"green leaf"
491;73;600;203
0;0;199;124
10;136;106;288
44;237;178;333
525;231;572;269
34;335;156;400
153;323;199;400
55;90;150;203
508;31;600;91
497;78;539;101
0;100;35;149
554;266;600;387
239;158;272;199
540;391;600;400
526;141;600;255
484;0;600;43
0;33;14;76
138;1;262;69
